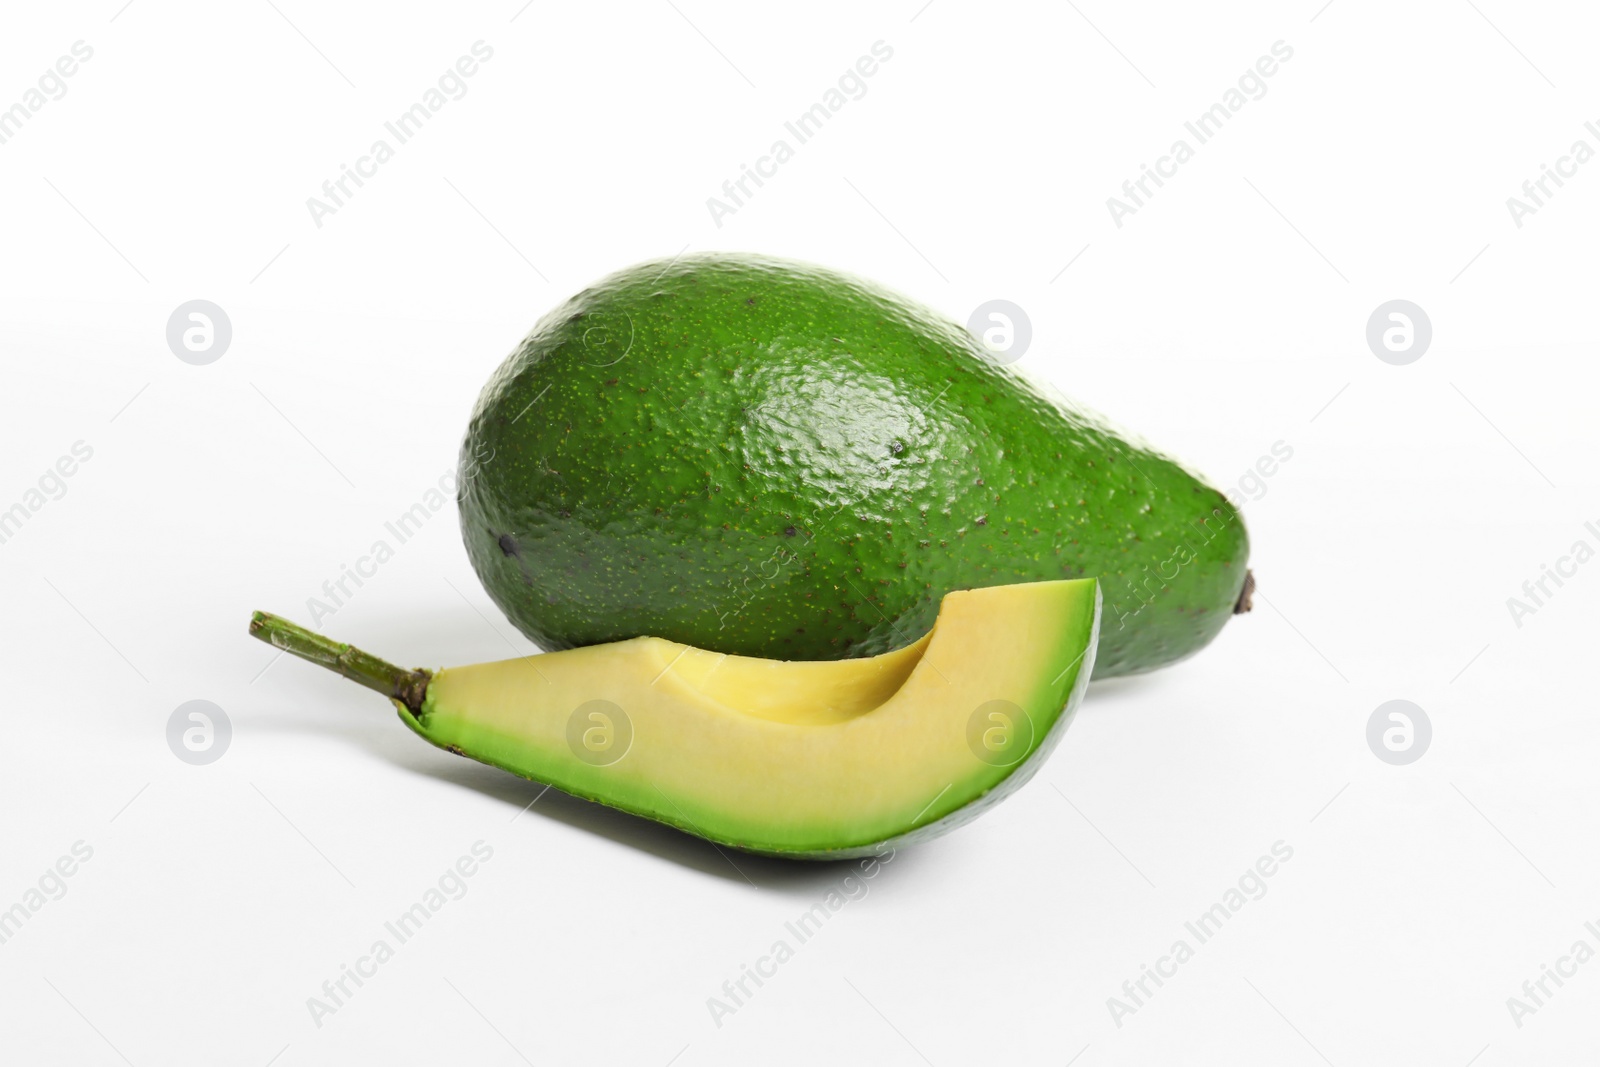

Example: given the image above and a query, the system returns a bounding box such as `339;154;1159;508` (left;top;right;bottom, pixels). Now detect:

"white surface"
2;1;1597;1063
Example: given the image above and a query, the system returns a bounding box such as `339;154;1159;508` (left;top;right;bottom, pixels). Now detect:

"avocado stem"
1233;570;1256;615
248;611;431;713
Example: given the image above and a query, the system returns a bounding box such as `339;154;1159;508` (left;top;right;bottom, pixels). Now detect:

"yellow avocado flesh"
400;579;1100;857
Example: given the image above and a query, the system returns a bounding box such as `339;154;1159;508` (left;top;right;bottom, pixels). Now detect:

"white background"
2;0;1597;1063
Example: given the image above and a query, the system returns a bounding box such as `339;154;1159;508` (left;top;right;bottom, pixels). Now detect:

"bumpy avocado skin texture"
460;254;1248;677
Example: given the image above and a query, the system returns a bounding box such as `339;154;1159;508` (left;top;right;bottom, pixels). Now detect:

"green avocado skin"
459;254;1249;678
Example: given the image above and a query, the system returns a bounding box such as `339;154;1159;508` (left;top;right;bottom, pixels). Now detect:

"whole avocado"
459;254;1250;677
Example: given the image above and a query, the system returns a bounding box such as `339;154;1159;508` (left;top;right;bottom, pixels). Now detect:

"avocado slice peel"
249;578;1099;858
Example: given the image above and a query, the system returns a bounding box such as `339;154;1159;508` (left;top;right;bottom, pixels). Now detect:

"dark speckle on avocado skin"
457;253;1250;678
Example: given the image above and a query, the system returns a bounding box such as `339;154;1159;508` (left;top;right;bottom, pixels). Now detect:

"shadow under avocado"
1083;672;1166;705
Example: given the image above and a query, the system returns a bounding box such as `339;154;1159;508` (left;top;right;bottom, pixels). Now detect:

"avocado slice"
249;578;1098;858
460;253;1249;678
